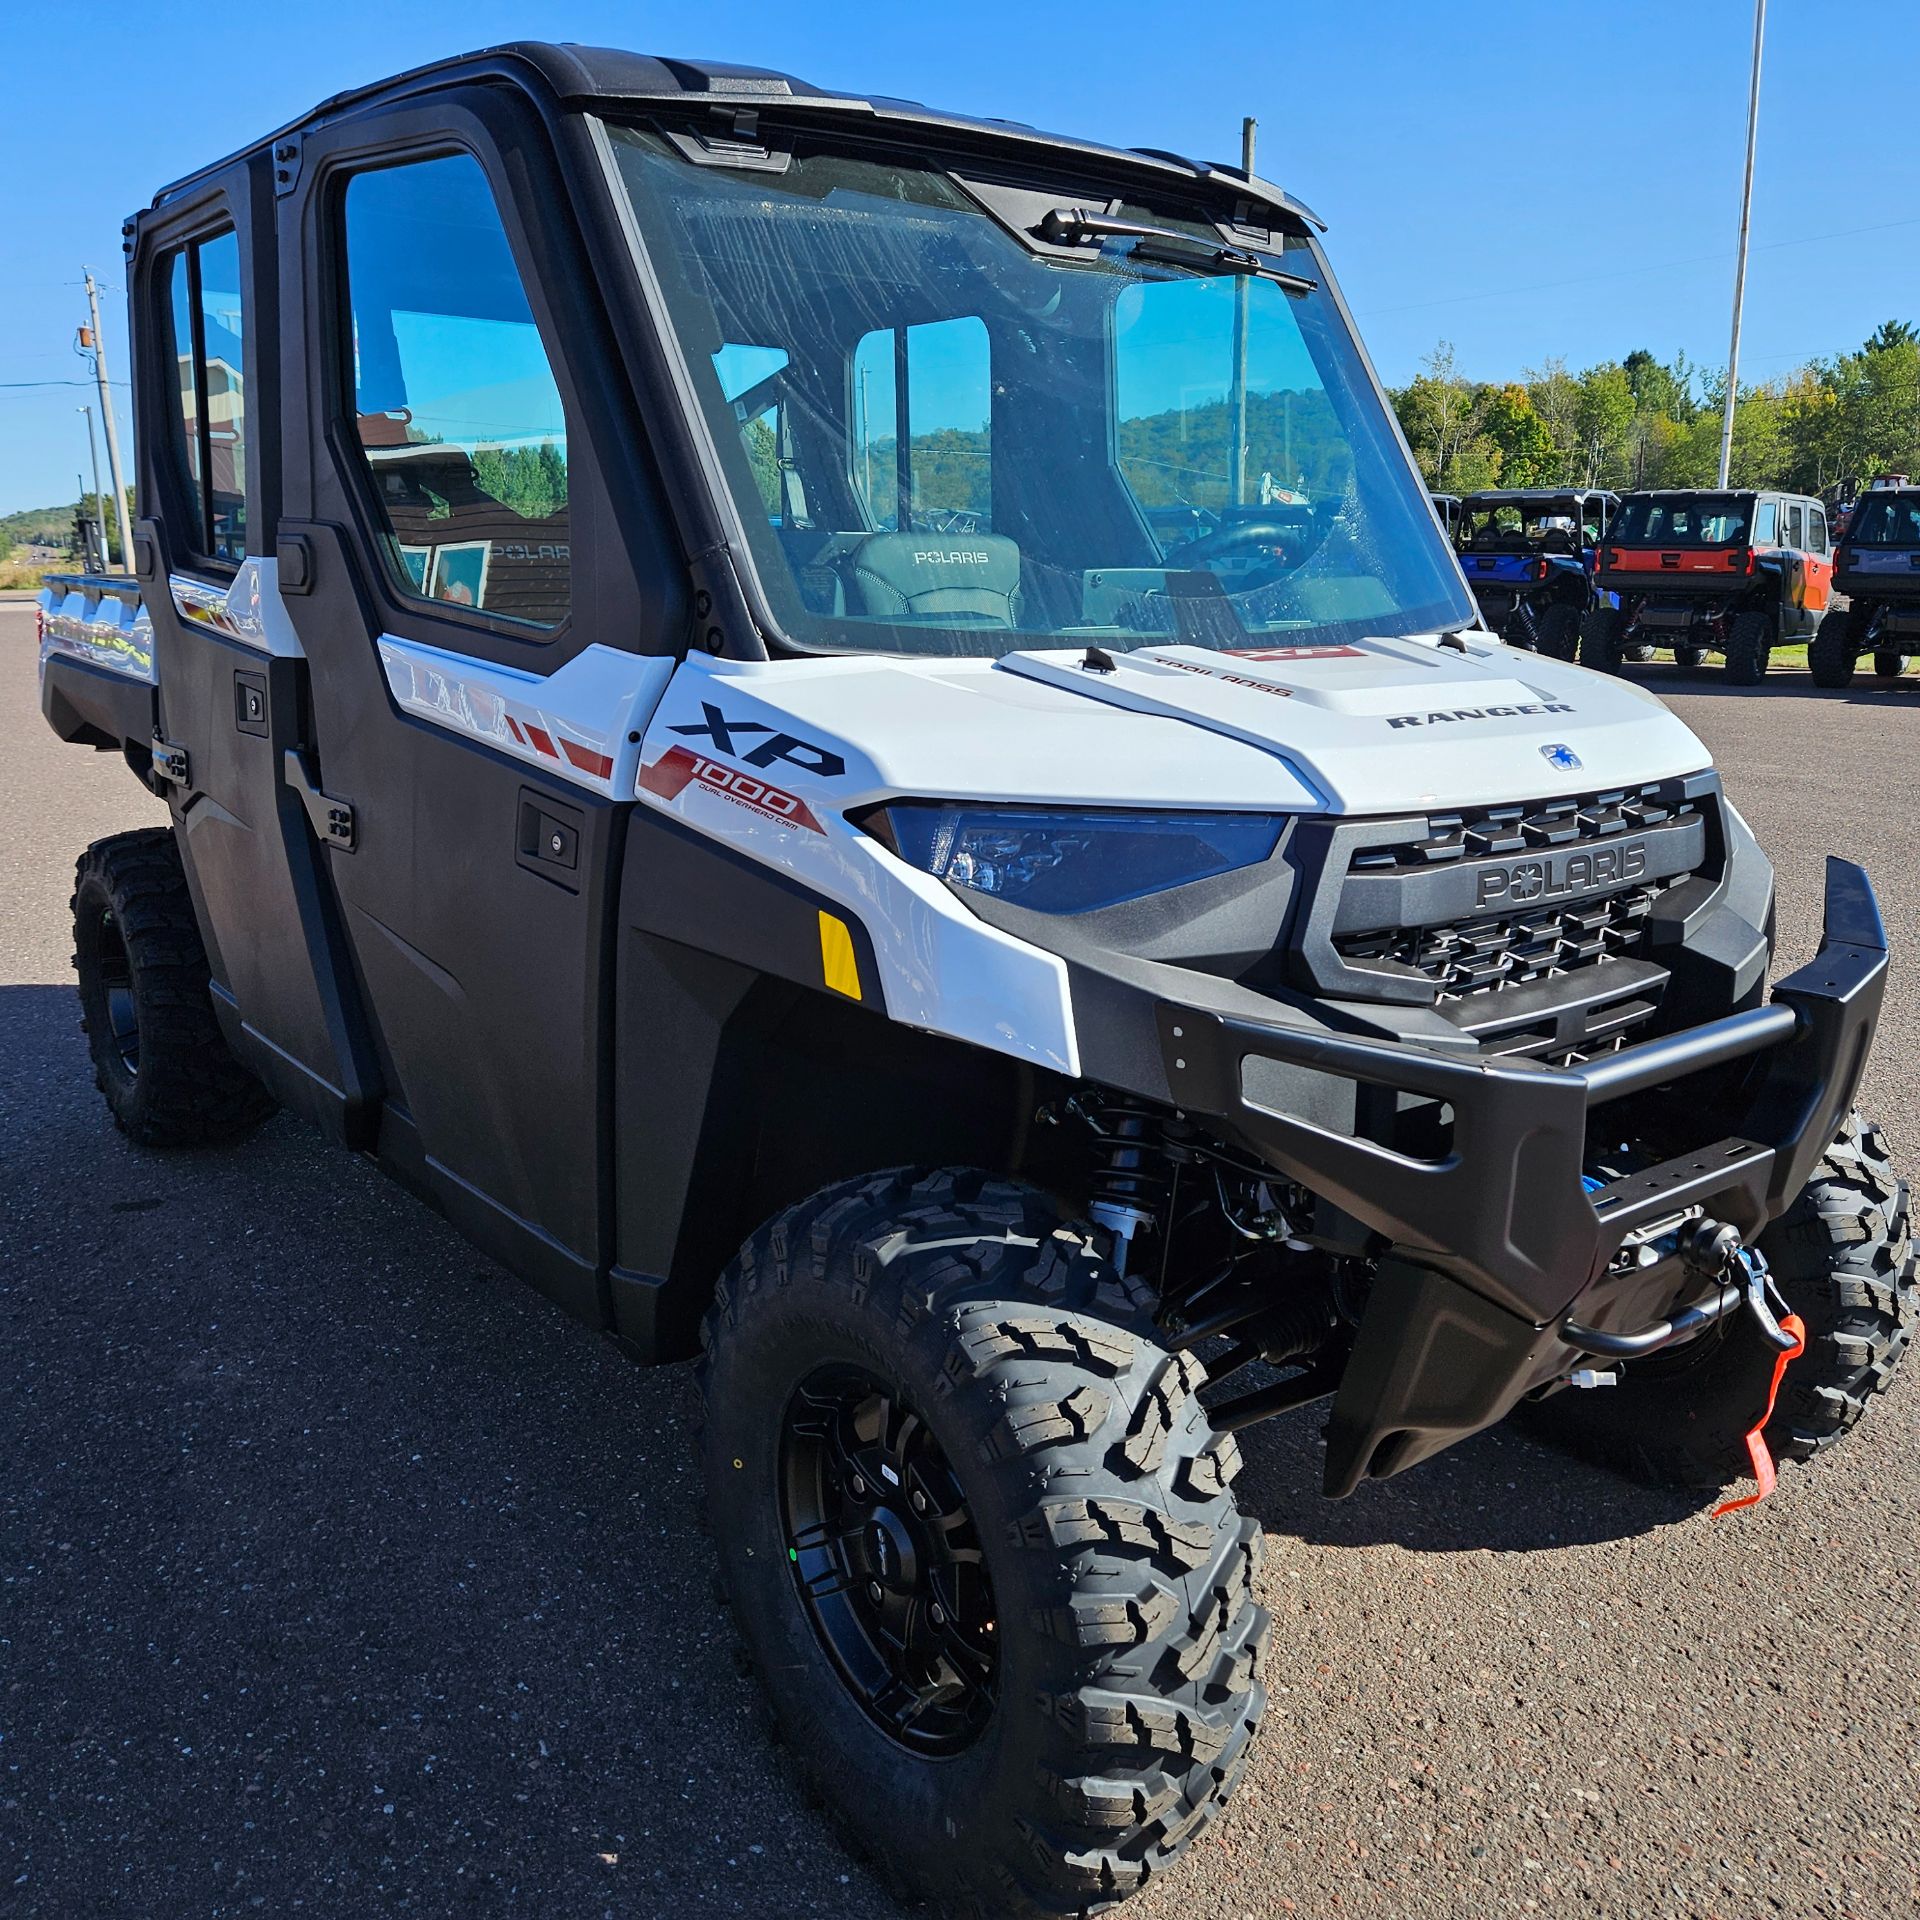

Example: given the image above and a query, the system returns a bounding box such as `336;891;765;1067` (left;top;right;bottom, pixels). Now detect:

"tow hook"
1735;1247;1801;1353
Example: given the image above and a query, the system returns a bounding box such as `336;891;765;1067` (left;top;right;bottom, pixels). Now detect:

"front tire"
1724;607;1778;684
699;1169;1268;1917
71;828;274;1147
1526;1113;1915;1487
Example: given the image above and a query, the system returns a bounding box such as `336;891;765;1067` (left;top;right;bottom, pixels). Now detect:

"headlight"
864;803;1285;914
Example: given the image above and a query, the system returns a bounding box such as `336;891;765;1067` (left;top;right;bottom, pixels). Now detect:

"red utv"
1583;489;1836;684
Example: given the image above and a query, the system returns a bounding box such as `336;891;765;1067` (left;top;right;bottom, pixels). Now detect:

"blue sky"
4;0;1917;517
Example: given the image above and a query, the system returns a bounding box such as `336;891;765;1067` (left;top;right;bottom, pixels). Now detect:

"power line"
0;378;130;390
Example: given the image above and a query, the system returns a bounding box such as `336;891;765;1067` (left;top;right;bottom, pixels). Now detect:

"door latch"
283;749;356;852
152;732;190;787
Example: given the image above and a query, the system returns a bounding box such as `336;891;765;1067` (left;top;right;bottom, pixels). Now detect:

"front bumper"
1155;858;1888;1494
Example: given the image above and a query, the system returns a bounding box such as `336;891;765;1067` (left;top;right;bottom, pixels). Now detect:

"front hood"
998;632;1710;811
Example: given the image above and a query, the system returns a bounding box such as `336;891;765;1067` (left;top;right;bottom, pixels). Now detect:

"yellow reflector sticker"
818;910;862;1001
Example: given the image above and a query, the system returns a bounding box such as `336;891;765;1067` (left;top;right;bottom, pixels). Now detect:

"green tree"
1481;384;1554;487
1864;319;1919;354
1573;362;1635;485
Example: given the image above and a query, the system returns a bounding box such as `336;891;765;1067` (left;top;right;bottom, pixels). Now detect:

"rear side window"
1784;501;1806;550
1808;506;1828;552
160;229;248;565
851;317;992;533
1752;499;1777;544
339;153;570;629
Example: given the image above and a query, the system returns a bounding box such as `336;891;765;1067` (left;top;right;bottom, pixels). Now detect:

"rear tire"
1578;606;1624;673
1535;603;1580;662
1809;608;1860;688
71;828;274;1147
698;1169;1268;1917
1525;1112;1915;1487
1724;607;1777;685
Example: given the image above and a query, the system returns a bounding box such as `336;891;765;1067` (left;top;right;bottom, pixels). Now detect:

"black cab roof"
144;41;1325;231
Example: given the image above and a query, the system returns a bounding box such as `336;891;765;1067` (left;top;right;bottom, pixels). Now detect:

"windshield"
1846;493;1920;545
606;126;1470;658
1611;494;1751;547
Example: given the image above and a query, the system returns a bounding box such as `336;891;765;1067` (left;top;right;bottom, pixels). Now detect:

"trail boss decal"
1385;701;1574;730
1475;840;1647;909
639;745;825;834
1147;655;1293;696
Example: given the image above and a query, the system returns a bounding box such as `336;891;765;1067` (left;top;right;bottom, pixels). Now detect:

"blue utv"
1454;487;1618;658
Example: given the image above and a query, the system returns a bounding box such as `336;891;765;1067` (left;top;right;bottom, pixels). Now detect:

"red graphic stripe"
524;725;558;759
637;744;822;833
560;738;614;779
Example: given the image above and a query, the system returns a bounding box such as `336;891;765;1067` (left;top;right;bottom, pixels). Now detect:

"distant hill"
2;501;80;550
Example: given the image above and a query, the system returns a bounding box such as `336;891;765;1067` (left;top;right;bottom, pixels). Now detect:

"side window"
850;317;991;533
159;228;248;566
1752;499;1777;545
1809;506;1828;553
340;153;569;629
1784;501;1806;550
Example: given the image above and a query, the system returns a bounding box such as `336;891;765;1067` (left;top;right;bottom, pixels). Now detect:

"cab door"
271;89;685;1321
129;157;375;1140
1802;499;1835;619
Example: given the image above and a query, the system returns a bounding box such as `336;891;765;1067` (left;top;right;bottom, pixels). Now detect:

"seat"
841;531;1021;626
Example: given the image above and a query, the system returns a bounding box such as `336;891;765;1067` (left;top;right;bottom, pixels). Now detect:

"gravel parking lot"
5;598;1918;1919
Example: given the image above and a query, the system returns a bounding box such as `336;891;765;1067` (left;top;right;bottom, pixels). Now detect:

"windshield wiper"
1035;207;1317;293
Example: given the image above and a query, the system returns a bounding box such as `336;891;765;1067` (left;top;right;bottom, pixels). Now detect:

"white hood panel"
998;635;1712;811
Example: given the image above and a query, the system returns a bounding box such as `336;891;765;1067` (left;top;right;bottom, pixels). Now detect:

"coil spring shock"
1082;1098;1169;1277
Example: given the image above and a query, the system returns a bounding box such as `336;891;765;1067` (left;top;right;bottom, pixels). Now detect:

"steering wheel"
1163;516;1302;579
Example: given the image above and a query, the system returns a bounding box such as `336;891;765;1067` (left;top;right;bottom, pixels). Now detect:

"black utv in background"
1453;487;1616;658
1811;486;1920;687
1586;488;1837;682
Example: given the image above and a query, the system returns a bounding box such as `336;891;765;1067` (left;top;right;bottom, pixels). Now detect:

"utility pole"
75;471;102;573
1229;116;1256;508
78;405;106;574
1717;0;1765;490
83;269;136;571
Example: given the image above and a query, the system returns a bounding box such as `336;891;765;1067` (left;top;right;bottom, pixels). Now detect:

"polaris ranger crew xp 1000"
38;44;1915;1918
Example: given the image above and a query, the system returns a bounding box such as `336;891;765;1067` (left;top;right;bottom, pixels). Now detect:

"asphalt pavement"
5;598;1918;1919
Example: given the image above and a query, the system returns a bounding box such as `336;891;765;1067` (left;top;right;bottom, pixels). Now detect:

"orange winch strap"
1712;1311;1807;1517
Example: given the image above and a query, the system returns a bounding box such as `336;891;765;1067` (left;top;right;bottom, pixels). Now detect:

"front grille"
1324;775;1717;1060
1347;779;1706;875
1338;882;1671;997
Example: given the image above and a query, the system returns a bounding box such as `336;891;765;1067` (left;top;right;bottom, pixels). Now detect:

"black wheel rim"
779;1364;998;1756
95;908;139;1077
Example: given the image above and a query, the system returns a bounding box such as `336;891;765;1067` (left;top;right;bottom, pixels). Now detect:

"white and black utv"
37;44;1915;1917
